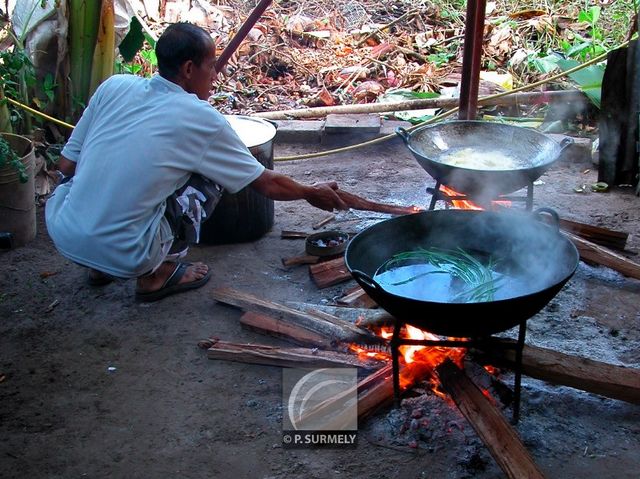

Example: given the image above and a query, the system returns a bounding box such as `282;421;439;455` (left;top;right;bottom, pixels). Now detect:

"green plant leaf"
530;54;560;73
565;41;592;58
378;89;440;100
556;58;604;108
140;49;157;67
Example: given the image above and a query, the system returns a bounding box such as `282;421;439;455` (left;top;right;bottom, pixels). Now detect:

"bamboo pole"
253;90;587;120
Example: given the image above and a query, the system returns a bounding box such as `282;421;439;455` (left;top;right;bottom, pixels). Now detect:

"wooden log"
281;254;319;267
240;311;332;348
558;218;628;250
212;287;383;346
336;189;422;216
309;256;353;288
565;231;640;279
205;339;384;370
474;340;640;405
337;284;379;309
286;302;392;329
436;359;546;479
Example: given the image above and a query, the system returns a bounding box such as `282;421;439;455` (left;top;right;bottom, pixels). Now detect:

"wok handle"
351;270;382;292
533;207;560;232
558;137;573;153
560;137;575;151
395;127;410;145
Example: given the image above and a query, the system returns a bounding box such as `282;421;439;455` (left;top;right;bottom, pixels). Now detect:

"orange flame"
439;185;512;210
352;322;467;393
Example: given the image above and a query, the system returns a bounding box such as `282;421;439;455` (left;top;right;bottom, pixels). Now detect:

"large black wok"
345;209;579;337
396;121;572;204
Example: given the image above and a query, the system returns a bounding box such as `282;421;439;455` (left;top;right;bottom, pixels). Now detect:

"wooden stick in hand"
336;190;423;216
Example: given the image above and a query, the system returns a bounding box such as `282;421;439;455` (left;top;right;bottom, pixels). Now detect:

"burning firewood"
201;339;385;370
436;359;547;479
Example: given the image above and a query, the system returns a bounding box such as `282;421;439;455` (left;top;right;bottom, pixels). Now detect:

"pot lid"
224;115;276;148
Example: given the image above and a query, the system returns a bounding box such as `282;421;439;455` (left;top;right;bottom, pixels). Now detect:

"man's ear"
179;60;195;79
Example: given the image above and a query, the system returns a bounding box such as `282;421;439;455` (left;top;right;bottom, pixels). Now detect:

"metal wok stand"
390;318;528;423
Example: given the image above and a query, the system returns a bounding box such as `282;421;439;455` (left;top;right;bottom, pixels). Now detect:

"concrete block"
273;120;323;144
324;114;381;134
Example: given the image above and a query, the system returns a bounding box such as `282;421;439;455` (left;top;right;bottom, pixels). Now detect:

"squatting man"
46;22;348;302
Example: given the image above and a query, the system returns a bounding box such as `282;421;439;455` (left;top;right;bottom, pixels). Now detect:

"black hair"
155;22;213;80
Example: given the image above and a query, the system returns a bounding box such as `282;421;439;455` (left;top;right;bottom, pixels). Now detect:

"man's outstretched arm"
250;169;348;212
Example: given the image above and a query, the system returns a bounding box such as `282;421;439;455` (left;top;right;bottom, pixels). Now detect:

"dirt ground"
1;132;639;479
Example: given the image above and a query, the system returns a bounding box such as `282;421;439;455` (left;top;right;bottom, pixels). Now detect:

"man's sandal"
134;262;211;302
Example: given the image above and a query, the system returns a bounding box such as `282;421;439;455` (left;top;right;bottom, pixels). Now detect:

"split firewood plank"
436;359;546;479
308;256;346;273
281;254;319;267
474;340;640;405
241;309;393;353
240;311;332;348
309;256;352;288
558;219;628;251
565;231;640;279
212;287;384;346
336;190;422;216
203;339;384;370
286;302;392;328
337;284;378;309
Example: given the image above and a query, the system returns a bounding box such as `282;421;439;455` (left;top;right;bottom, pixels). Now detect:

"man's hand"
306;181;348;212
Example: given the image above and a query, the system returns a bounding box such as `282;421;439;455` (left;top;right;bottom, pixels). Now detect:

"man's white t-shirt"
45;74;265;278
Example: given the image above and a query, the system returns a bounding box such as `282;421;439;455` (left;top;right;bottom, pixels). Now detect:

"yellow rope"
5;97;75;130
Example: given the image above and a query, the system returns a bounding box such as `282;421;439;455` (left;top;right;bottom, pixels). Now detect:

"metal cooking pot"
201;116;277;244
396;120;572;204
345;209;579;337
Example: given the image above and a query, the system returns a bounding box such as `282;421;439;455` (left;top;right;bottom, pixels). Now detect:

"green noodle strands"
377;247;502;303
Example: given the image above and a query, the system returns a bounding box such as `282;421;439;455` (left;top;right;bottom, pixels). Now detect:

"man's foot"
87;269;115;286
135;261;211;302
